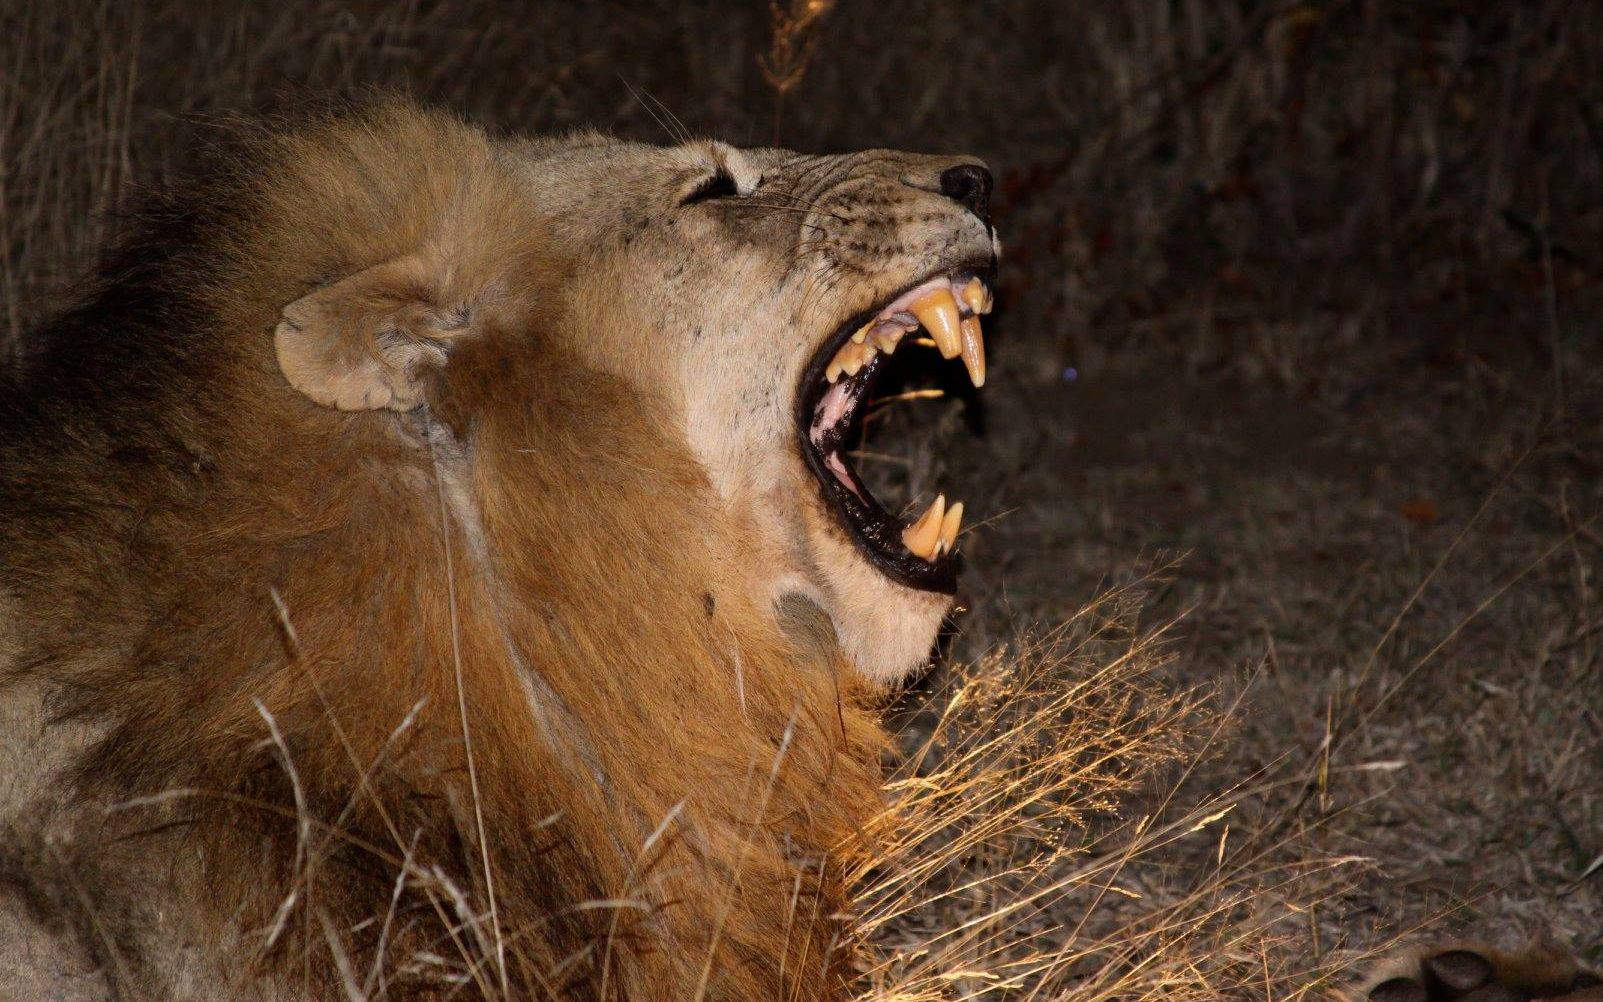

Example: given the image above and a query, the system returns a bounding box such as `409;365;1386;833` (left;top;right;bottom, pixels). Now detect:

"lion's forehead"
504;134;958;208
491;137;972;304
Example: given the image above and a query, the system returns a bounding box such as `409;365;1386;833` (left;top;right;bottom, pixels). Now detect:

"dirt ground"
3;0;1600;994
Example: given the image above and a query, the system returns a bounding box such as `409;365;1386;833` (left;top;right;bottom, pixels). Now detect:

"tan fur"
0;104;997;999
1354;941;1602;1002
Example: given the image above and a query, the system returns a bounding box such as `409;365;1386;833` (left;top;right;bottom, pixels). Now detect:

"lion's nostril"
938;164;992;223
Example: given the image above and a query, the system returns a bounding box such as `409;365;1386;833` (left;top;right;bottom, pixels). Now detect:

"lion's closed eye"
680;168;739;205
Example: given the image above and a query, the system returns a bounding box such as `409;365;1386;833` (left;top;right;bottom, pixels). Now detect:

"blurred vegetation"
4;1;1601;376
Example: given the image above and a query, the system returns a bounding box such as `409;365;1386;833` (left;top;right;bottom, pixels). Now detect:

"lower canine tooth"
902;494;946;561
958;316;985;387
937;500;964;555
909;288;963;360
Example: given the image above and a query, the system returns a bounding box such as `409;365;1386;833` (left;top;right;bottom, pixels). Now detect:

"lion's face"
273;127;996;685
504;136;998;683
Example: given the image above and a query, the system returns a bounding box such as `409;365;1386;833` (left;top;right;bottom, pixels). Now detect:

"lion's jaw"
520;139;998;684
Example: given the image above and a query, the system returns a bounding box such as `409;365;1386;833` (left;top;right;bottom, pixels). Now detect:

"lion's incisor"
0;103;999;999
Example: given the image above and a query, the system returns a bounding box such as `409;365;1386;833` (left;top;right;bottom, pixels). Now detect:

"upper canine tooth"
901;493;946;561
910;288;963;360
958;316;985;387
937;500;964;556
960;278;992;315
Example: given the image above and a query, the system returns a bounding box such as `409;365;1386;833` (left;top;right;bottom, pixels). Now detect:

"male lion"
0;104;997;1000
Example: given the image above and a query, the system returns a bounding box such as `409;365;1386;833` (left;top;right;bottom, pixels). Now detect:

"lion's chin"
802;524;954;686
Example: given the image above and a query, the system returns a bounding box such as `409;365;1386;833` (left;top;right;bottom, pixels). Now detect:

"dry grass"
760;0;835;141
856;575;1366;1001
4;0;1602;996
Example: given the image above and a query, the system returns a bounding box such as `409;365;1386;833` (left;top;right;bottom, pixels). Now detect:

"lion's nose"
938;163;992;223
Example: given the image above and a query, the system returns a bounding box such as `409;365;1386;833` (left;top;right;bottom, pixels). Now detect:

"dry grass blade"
430;430;510;998
760;0;836;96
760;0;837;141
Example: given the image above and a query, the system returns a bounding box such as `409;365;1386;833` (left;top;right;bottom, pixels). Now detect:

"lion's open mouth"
797;269;994;594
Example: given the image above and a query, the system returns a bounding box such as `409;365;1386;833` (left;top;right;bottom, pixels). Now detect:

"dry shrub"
759;0;836;142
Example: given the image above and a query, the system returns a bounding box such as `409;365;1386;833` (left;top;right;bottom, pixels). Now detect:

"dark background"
3;0;1600;985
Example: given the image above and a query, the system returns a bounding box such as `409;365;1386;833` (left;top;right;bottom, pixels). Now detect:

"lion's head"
0;103;1000;999
274;119;997;683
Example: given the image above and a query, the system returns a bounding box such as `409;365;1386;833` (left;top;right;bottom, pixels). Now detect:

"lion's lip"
795;265;994;594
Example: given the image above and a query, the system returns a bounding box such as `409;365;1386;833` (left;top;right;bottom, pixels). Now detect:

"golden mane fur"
0;105;906;1000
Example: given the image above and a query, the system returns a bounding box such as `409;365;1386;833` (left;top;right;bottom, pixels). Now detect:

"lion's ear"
275;254;468;412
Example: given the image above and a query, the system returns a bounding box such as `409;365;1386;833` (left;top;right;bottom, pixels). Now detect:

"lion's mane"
0;105;885;1001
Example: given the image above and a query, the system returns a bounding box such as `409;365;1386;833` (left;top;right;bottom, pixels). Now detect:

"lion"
0;103;999;1000
1354;942;1602;1002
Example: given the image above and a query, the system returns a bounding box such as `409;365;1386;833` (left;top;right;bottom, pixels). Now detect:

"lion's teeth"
843;341;876;377
960;277;992;315
958;315;985;387
909;288;963;360
825;282;991;384
904;495;964;560
902;494;946;561
937;500;964;556
826;338;878;382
